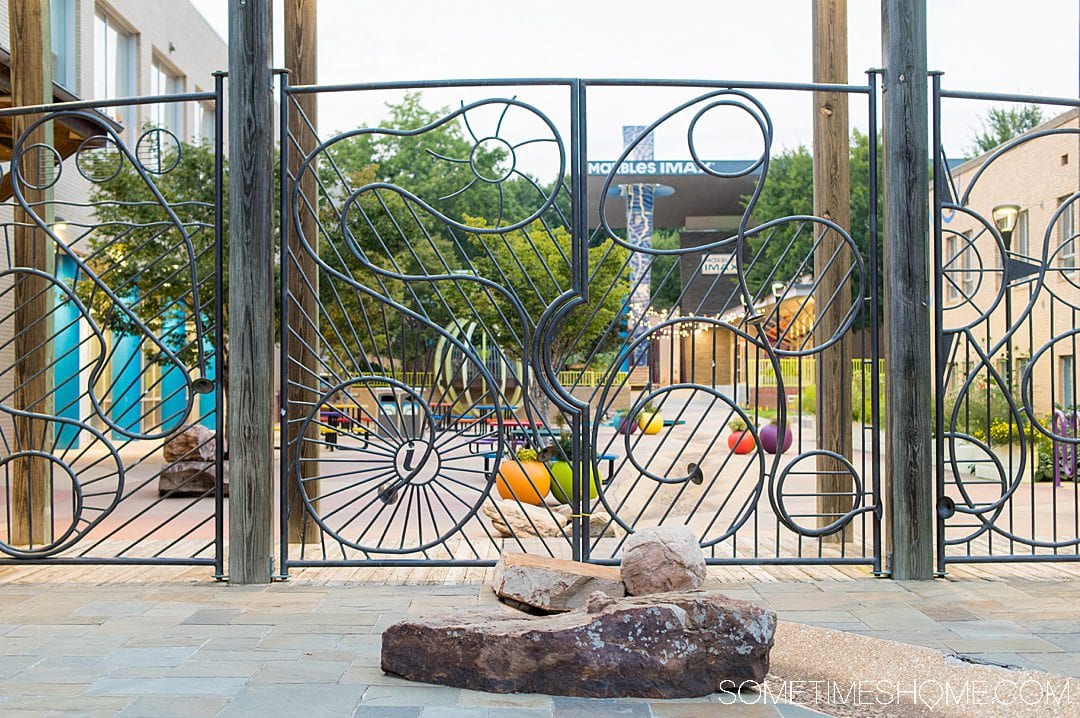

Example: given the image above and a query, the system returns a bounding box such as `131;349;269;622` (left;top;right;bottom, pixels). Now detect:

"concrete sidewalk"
1;572;1079;716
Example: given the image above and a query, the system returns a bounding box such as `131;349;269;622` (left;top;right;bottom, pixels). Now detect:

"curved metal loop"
294;97;565;235
9;111;211;384
769;450;873;538
597;88;773;256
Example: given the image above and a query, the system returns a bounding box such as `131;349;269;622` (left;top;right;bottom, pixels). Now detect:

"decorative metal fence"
278;78;884;574
933;78;1080;569
0;86;225;571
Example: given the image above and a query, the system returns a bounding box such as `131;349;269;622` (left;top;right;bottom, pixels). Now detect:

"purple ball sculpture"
760;422;793;454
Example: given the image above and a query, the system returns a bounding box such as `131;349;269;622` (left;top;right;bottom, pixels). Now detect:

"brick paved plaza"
2;564;1080;716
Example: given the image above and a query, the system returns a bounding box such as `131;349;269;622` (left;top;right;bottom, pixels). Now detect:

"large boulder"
492;552;624;612
620;525;706;595
381;590;776;698
163;424;216;462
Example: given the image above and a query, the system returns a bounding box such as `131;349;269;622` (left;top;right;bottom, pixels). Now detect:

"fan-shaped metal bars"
278;78;884;575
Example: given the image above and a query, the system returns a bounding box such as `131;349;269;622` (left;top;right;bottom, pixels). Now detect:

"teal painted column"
111;305;143;440
54;254;81;449
159;311;188;433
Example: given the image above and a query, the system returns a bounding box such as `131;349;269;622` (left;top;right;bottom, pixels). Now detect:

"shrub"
851;376;886;423
942;383;1019;442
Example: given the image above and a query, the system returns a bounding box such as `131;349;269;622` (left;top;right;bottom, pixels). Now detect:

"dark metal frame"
932;77;1080;571
277;77;884;576
0;82;226;573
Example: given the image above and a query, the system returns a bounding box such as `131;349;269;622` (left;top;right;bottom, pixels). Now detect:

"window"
94;12;136;131
50;0;76;90
1017;357;1030;387
194;101;216;144
961;230;976;297
1015;209;1029;257
946;234;958;299
150;60;184;136
1062;355;1076;409
1059;196;1076;272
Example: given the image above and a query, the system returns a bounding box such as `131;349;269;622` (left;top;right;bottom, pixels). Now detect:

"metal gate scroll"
933;77;1080;569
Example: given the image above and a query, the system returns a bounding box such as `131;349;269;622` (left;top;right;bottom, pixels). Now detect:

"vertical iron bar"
867;69;883;574
931;71;946;575
213;71;227;579
278;72;292;579
569;79;584;561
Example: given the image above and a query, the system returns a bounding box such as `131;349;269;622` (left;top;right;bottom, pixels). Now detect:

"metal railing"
751;358;885;387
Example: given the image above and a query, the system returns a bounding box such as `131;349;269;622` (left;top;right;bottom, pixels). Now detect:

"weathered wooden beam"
228;0;275;583
284;0;320;544
882;0;933;579
9;0;53;547
812;0;853;543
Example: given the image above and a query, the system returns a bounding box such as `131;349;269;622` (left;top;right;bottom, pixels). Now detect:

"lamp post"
993;204;1020;392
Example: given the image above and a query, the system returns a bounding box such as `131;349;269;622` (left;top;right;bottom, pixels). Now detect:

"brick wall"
939;108;1080;418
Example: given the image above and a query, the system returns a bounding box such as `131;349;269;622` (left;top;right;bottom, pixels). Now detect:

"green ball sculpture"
548;461;601;504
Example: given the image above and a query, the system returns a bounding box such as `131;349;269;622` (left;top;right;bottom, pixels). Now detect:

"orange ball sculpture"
496;452;551;505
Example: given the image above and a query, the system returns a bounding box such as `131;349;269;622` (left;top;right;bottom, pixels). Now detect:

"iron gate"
278;77;884;574
0;86;225;571
933;78;1080;569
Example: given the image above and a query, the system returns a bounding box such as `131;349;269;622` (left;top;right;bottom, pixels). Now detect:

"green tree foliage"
319;93;566;257
443;218;630;415
309;92;575;372
648;229;682;312
451;218;631;365
968;105;1044;157
744;130;882;328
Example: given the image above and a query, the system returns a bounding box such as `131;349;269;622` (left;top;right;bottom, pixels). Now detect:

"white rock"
620;524;707;595
482;500;570;538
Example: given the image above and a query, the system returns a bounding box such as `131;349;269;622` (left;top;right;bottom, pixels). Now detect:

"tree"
648;229;682;312
309;93;572;374
80;137;230;393
446;218;631;419
745;130;882;329
968;105;1044;157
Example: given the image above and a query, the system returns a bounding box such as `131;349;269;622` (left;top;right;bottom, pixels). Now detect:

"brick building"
939;107;1080;417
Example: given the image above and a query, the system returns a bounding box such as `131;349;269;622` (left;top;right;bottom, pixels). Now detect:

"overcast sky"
190;1;1079;170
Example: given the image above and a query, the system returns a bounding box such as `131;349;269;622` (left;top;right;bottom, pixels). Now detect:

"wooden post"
284;0;320;544
228;0;275;583
882;0;933;579
812;0;853;542
9;0;54;547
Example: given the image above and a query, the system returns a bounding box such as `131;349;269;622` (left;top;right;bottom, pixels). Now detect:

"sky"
189;0;1079;173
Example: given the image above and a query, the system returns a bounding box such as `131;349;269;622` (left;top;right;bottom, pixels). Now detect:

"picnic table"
318;404;371;450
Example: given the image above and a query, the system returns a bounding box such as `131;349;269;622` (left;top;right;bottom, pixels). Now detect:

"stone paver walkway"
1;570;1080;716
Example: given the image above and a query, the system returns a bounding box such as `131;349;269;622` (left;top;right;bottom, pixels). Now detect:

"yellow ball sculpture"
638;408;663;435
